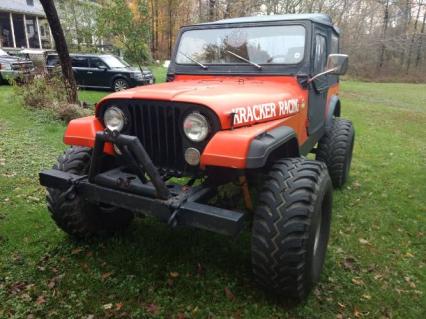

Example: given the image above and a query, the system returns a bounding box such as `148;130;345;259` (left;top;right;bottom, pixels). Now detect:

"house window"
27;0;35;6
38;18;52;49
13;14;26;48
0;12;13;47
25;16;40;48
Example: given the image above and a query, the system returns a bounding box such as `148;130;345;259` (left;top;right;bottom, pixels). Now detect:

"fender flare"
110;74;130;87
326;95;341;128
246;126;299;168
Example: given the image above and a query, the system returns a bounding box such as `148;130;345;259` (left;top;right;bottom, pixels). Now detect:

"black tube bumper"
39;131;246;236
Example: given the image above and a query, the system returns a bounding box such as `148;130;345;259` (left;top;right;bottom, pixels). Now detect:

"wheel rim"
114;79;128;91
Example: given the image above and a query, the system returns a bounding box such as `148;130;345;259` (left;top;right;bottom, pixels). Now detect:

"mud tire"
251;158;333;301
316;119;355;188
46;147;134;238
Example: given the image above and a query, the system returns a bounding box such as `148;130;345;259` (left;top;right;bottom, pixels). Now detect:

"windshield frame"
176;24;307;68
170;21;311;76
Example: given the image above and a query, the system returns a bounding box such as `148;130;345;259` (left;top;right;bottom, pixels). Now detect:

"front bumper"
39;131;245;236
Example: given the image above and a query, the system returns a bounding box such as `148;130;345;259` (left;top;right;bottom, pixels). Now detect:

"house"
0;0;53;50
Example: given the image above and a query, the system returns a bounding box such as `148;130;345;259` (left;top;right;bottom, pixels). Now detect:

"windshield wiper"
225;50;262;70
178;52;208;70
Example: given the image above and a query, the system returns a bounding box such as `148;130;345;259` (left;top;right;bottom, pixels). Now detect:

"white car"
0;49;35;84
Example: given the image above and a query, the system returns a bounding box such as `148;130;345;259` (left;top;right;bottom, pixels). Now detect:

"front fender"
200;117;300;169
63;116;114;154
326;95;341;128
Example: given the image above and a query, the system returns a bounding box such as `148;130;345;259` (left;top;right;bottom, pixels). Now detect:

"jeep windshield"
176;25;305;66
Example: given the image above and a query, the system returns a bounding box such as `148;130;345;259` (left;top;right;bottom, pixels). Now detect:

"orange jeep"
40;14;355;300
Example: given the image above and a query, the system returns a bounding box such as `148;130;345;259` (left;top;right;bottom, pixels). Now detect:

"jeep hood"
99;77;305;129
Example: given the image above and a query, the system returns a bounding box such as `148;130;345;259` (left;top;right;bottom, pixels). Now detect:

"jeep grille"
98;100;219;175
127;101;184;173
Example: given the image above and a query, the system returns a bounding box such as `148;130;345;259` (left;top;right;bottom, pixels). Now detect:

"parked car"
0;49;35;84
18;49;56;68
46;53;155;91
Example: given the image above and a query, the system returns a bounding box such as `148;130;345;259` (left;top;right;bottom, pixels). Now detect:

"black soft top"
195;13;339;33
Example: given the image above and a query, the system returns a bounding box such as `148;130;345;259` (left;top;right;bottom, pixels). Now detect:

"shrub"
13;72;91;123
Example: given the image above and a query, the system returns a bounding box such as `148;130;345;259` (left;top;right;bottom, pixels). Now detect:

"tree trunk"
198;0;203;22
378;0;389;70
415;11;425;67
406;3;421;72
150;0;156;59
39;0;77;104
208;0;216;21
168;0;173;58
70;0;81;51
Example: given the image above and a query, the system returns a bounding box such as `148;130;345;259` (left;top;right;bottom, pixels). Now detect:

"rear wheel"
113;78;129;92
46;147;134;238
316;119;355;187
251;158;333;301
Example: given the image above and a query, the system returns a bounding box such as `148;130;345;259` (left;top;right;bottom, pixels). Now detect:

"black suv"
46;53;155;91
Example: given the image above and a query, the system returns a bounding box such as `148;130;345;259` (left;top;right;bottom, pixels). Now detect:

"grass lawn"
0;80;425;318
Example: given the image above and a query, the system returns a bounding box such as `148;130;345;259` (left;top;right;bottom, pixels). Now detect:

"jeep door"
308;28;329;137
87;57;110;88
71;56;90;87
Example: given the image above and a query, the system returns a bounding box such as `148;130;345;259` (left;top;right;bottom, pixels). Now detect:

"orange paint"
64;116;113;155
64;75;316;168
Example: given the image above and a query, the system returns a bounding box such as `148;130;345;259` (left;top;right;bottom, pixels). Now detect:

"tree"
55;0;101;52
39;0;77;104
97;0;152;69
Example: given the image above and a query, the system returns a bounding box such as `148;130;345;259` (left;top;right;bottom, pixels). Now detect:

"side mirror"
326;54;348;76
98;65;108;71
308;53;349;84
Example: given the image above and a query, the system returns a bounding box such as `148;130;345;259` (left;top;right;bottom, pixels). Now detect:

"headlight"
183;112;209;142
131;72;144;80
104;107;125;132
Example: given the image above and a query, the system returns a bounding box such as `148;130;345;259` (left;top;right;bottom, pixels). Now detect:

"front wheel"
46;147;134;238
113;78;129;92
251;158;333;301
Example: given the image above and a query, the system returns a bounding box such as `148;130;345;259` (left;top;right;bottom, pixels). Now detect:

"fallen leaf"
47;280;55;289
101;272;113;280
71;247;83;255
352;277;365;286
169;272;179;278
146;303;158;315
115;303;123;310
358;238;369;245
341;256;358;271
362;294;371;300
353;306;361;318
224;287;235;301
102;303;113;310
35;295;46;305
